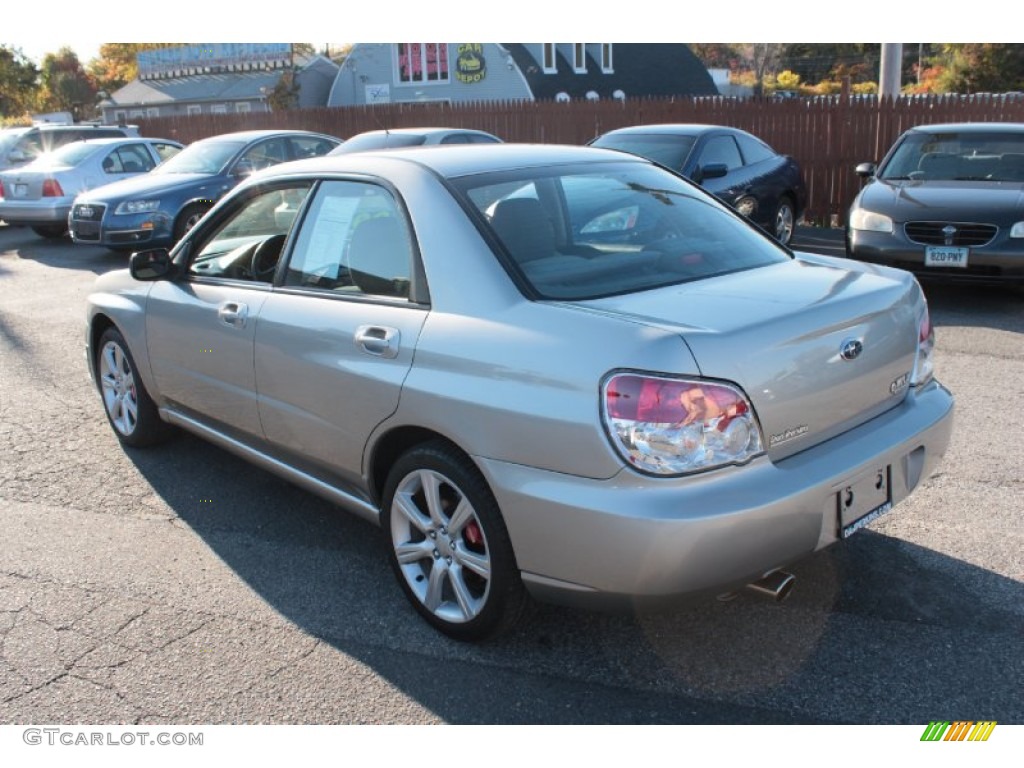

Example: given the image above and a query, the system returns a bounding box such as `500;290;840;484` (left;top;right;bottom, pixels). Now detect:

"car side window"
697;136;743;171
110;144;155;173
283;180;413;300
238;138;290;171
151;142;182;163
187;182;314;283
735;134;776;165
439;134;470;144
288;136;337;159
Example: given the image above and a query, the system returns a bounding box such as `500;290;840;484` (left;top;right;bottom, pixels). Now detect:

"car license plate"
924;246;969;268
839;466;893;539
13;184;28;198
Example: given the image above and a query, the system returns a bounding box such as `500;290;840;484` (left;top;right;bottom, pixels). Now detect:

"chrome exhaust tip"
745;570;796;602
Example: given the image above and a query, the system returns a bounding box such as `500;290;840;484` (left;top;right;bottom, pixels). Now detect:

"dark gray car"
847;122;1024;284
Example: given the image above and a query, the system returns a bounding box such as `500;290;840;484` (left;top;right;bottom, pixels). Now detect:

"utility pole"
879;43;903;97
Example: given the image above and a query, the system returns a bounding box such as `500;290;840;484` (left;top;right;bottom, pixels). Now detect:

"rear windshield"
590;134;697;172
881;130;1024;182
452;161;789;300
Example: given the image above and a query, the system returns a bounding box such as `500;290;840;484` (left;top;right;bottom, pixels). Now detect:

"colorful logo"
921;721;997;741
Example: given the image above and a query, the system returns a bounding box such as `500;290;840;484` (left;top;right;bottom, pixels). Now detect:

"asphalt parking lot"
0;222;1021;726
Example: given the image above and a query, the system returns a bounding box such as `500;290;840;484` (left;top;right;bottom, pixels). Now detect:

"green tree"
937;44;1024;93
38;47;96;118
0;45;39;120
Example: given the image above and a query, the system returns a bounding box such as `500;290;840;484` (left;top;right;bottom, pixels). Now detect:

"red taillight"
919;306;932;343
605;374;748;426
0;179;5;198
42;178;64;197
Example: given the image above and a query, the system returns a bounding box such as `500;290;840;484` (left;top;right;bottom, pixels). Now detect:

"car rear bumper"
848;229;1024;283
477;378;954;610
0;198;71;224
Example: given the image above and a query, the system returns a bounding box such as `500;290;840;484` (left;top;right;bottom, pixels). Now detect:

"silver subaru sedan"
85;144;954;640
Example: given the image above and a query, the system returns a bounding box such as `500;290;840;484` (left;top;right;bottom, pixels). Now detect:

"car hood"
74;172;217;203
575;255;922;460
858;178;1024;223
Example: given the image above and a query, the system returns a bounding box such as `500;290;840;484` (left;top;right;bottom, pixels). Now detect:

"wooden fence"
137;95;1024;225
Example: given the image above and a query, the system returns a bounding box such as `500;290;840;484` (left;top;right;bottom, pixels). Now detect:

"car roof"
194;129;338;144
598;124;744;137
262;142;649;180
59;137;180;147
352;127;494;138
906;122;1024;134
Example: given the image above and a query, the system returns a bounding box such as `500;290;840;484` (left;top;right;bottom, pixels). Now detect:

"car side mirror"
232;159;255;178
697;162;729;182
855;162;876;179
130;248;175;281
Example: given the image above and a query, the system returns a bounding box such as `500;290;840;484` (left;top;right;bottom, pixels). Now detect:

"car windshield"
152;139;244;174
590;134;698;172
453;161;789;301
880;130;1024;182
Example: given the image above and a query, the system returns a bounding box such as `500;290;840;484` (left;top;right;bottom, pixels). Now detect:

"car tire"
31;223;68;239
95;327;173;448
773;196;796;245
381;441;530;641
173;203;210;243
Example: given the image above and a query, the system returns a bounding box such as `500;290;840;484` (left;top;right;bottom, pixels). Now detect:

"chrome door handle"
354;325;400;359
218;302;248;328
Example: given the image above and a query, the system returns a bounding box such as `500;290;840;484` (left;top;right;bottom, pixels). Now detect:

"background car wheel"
773;196;796;245
382;441;530;641
174;203;210;242
31;223;67;239
96;327;172;448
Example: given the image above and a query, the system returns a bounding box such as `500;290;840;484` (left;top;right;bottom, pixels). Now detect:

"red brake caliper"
464;520;484;549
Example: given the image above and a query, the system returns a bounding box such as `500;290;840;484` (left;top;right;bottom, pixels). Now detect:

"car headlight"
849;208;894;233
734;195;757;218
1010;222;1024;238
602;373;764;476
114;200;161;215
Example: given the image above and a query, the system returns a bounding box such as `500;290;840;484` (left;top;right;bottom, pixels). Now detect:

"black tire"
95;327;173;448
32;223;68;239
173;203;210;243
381;441;530;641
773;195;796;245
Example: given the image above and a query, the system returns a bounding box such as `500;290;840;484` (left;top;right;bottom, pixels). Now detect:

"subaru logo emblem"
840;338;863;361
942;224;957;246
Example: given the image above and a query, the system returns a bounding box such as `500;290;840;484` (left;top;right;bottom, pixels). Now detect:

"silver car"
85;144;954;640
0;137;182;238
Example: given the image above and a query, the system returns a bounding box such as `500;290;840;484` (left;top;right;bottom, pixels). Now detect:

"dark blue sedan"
589;124;807;245
69;130;340;251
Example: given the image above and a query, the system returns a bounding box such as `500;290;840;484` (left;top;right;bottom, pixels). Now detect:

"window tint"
697;135;743;171
454;162;788;300
187;183;313;283
151;142;182;162
439;133;470;144
590;134;697;172
284;180;413;299
238;138;290;171
109;144;155;173
289;135;339;159
735;133;776;165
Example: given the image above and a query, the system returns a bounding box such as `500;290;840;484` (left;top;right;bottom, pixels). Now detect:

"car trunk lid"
578;257;921;460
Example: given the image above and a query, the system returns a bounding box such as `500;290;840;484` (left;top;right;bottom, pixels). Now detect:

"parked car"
86;144;953;640
0;126;32;174
4;123;141;169
69;130;341;251
588;124;807;244
0;137;183;239
329;127;502;154
847;122;1024;284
